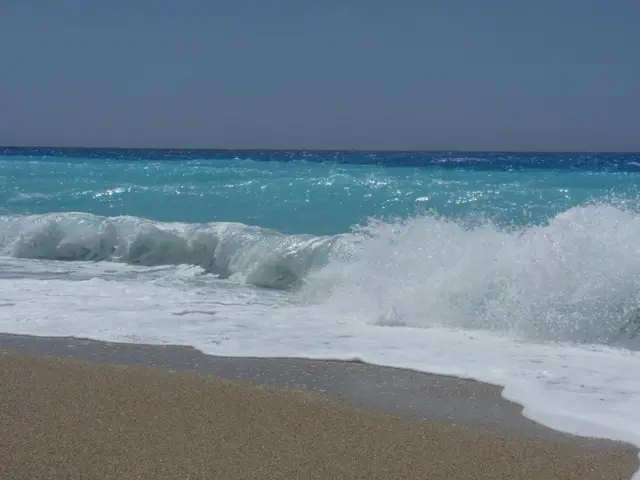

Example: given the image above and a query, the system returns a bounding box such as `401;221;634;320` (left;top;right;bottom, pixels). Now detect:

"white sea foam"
1;204;640;474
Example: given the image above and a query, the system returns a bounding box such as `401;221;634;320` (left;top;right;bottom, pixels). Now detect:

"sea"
2;148;640;456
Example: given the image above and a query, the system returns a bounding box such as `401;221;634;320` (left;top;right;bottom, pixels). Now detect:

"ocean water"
2;148;640;458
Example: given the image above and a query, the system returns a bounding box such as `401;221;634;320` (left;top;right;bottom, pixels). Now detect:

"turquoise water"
2;152;639;234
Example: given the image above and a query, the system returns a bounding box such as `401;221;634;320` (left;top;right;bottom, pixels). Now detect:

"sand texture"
1;351;638;480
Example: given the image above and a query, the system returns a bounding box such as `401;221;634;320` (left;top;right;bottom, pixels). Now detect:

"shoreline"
1;332;639;479
0;332;635;447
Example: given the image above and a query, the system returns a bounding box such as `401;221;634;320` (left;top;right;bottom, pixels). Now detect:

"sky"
1;1;639;151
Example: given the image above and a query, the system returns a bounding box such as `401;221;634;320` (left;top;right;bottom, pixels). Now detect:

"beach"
3;4;640;479
1;334;637;480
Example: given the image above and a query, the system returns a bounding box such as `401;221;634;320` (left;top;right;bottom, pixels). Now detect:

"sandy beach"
0;335;638;480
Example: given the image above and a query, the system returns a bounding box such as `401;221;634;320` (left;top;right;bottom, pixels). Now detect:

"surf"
2;203;639;348
0;212;345;289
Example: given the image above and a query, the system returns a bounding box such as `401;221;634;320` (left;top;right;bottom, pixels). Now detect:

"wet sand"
1;333;638;479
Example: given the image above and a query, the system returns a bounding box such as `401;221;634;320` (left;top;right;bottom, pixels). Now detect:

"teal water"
2;153;639;235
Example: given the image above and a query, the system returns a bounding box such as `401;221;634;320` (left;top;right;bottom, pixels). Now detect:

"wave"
2;205;640;347
0;213;345;289
305;204;640;347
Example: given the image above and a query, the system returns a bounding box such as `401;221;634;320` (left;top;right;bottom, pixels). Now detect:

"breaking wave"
0;213;346;289
308;204;640;347
1;204;640;347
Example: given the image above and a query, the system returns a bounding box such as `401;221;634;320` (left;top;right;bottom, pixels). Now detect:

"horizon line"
2;145;640;156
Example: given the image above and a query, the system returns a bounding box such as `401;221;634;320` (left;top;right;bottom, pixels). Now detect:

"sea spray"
2;203;640;346
305;204;640;346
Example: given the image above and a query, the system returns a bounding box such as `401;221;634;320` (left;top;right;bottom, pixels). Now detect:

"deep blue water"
2;147;640;170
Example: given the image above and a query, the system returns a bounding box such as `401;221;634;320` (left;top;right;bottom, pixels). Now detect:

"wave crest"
0;213;343;289
2;205;640;347
305;204;640;346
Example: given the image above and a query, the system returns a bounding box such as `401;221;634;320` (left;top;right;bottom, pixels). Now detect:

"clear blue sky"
1;1;638;151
